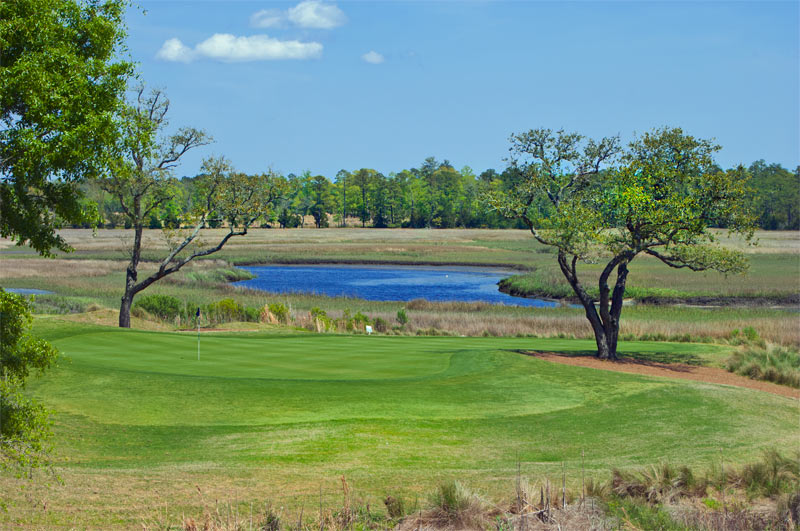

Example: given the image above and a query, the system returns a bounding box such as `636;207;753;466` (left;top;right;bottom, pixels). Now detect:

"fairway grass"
2;320;797;527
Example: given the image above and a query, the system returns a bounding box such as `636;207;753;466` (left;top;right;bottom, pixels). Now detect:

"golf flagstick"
196;307;201;361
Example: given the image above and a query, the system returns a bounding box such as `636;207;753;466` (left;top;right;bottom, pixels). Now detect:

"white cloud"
250;9;283;28
288;0;346;29
156;38;195;63
361;51;384;64
156;34;322;63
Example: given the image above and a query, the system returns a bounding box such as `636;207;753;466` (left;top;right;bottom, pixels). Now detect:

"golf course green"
29;319;797;477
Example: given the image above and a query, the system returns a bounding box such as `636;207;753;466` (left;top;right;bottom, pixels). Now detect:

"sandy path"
523;351;799;400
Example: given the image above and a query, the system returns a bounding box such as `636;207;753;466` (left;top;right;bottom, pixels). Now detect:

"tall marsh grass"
726;345;800;388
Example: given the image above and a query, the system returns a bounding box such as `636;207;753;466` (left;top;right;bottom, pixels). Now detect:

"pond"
4;288;54;295
234;264;558;307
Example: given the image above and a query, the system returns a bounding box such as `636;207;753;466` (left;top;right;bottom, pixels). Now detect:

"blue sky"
127;1;799;178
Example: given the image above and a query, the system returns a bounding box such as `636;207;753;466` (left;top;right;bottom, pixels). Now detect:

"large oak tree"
0;0;131;471
489;127;755;360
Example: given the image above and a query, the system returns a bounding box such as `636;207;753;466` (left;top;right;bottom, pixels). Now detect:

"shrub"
352;311;370;325
396;308;408;326
244;306;261;322
373;317;389;333
134;294;183;321
206;298;245;323
269;302;290;324
309;307;334;332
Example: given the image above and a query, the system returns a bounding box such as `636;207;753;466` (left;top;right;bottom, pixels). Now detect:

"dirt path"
523;351;799;400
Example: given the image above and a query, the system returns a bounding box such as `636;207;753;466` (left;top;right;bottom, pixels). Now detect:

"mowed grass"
3;318;797;527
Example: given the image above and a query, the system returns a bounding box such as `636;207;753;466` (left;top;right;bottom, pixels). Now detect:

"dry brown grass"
0;258;126;279
4;227;794;255
0;257;230;280
348;309;800;346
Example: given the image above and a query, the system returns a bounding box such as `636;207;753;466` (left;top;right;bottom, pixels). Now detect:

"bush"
244;306;261;322
134;294;183;321
396;308;408;326
353;311;370;325
206;298;245;323
373;317;389;333
268;302;290;324
309;307;334;332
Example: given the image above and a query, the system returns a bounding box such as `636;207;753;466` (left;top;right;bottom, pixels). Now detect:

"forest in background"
79;157;799;231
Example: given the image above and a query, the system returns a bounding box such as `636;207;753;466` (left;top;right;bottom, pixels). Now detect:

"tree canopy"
0;0;133;255
489;127;756;359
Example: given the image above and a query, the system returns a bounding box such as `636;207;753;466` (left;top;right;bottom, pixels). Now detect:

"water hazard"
234;264;557;307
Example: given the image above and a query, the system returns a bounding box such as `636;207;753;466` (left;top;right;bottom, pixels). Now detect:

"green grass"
2;318;796;527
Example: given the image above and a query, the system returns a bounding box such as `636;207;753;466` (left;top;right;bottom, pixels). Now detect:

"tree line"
80;157;799;231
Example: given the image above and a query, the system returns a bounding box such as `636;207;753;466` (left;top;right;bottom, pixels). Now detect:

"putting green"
56;331;456;380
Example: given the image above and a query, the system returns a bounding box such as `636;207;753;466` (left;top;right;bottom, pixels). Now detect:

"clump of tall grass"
611;463;703;503
607;450;800;530
726;344;800;388
403;481;490;530
611;450;799;504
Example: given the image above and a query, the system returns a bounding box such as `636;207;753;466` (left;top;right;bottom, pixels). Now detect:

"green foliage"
352;311;370;325
0;289;59;471
147;213;162;229
0;0;133;255
243;306;261;322
396;308;409;326
309;307;335;332
206;298;245;324
748;160;799;230
267;302;290;324
133;294;183;321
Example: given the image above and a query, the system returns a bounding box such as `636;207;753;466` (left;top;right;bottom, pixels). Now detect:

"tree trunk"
557;251;619;360
119;223;142;328
119;291;133;328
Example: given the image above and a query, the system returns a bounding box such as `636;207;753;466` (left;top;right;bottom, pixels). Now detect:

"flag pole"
196;307;201;361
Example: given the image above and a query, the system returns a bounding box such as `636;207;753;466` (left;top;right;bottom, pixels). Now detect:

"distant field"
1;319;797;527
2;228;799;346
